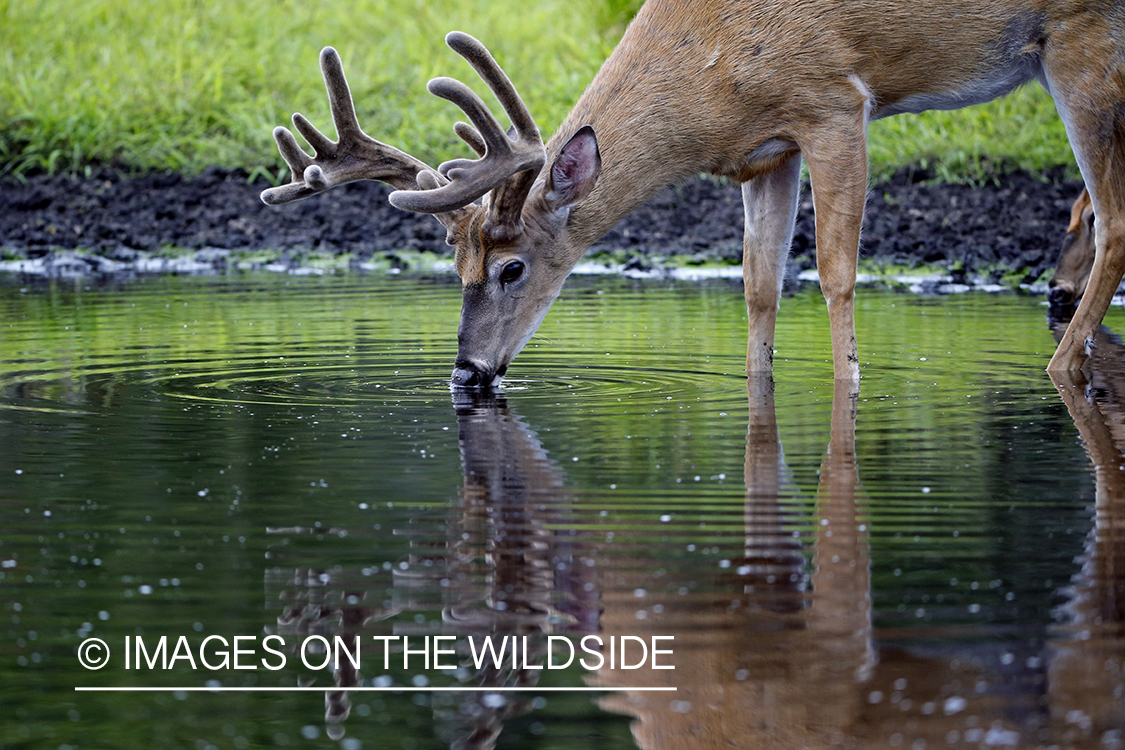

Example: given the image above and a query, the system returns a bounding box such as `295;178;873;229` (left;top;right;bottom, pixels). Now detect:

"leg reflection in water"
592;378;877;748
1048;323;1125;743
593;374;1124;749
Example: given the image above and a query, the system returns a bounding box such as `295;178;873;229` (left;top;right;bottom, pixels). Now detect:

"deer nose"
451;361;494;388
1047;283;1075;308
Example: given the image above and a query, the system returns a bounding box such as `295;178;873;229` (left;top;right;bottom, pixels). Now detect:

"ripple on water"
5;275;1120;746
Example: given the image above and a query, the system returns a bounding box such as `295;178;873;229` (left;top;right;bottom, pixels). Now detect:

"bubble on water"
983;727;1020;746
482;693;506;708
943;696;966;715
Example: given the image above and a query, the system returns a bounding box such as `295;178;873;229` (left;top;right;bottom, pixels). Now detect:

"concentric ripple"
1;275;755;410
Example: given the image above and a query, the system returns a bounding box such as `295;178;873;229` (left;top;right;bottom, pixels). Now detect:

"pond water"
1;272;1123;749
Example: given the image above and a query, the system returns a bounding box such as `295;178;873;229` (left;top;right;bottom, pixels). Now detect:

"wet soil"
0;166;1083;283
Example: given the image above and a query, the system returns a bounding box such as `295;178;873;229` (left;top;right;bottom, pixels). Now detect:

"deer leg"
1043;46;1125;372
1051;208;1125;372
742;153;803;375
800;110;870;382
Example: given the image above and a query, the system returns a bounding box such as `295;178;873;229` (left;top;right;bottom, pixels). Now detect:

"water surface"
1;273;1122;749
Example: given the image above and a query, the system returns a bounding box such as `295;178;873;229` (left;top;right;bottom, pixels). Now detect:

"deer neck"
552;119;702;255
549;93;707;255
545;2;766;260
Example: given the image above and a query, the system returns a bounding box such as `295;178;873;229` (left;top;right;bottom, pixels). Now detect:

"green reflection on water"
1;274;1121;749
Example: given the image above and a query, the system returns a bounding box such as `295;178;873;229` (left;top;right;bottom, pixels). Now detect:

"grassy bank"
2;0;1076;183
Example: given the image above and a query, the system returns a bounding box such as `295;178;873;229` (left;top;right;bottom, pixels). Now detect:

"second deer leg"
742;153;802;375
1044;42;1125;372
802;117;869;382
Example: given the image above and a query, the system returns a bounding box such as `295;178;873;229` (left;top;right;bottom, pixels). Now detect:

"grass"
867;84;1075;184
1;0;1077;183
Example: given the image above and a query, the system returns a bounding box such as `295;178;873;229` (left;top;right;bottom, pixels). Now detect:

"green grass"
1;0;1076;183
867;84;1075;183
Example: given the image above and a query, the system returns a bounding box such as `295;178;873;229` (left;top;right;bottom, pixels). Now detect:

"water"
1;273;1122;749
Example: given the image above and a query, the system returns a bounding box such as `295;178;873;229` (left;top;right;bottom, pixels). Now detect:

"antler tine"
429;76;531;177
261;47;436;206
388;31;546;231
445;31;539;143
454;121;487;157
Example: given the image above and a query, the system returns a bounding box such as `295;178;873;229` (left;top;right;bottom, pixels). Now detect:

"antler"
261;33;546;240
389;32;547;239
260;47;438;206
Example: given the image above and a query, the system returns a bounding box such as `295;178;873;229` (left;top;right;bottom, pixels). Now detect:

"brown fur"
265;0;1125;384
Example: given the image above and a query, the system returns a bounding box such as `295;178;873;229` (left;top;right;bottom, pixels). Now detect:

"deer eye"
499;260;525;286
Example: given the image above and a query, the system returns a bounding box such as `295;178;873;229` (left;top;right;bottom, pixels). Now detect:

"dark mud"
0;166;1083;284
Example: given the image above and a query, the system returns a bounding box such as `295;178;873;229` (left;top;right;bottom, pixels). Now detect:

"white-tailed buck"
1049;187;1095;318
262;1;1125;386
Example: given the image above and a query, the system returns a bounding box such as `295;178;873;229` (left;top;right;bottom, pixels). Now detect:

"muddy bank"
0;166;1083;285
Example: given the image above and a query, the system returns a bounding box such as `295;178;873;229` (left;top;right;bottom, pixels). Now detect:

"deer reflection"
592;378;879;747
426;391;598;749
592;374;1125;750
1047;324;1125;741
268;390;596;747
269;368;1124;749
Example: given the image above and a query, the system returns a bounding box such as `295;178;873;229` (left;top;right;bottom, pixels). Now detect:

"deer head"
1048;188;1096;321
262;33;601;388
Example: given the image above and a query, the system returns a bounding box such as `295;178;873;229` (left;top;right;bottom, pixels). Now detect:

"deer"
1048;187;1095;319
261;1;1125;387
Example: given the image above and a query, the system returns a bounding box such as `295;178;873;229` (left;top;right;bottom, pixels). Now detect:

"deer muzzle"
451;360;506;389
1047;280;1076;309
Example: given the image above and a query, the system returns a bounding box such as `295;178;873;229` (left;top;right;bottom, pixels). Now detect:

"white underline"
75;686;676;692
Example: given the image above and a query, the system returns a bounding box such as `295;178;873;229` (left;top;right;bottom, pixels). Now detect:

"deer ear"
545;126;600;210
